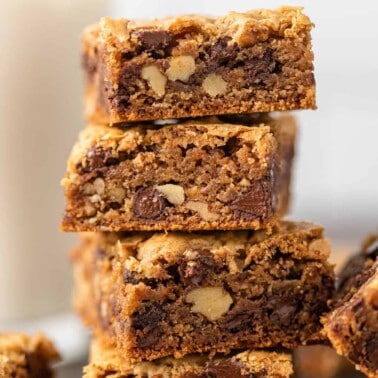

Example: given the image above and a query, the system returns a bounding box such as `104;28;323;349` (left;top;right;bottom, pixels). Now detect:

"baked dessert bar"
83;7;315;124
294;345;363;378
0;333;59;378
61;114;296;232
72;221;335;361
84;335;293;378
324;235;378;378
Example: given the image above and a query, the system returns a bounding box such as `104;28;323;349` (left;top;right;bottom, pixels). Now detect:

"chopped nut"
83;183;95;195
108;187;126;203
239;178;251;187
185;201;220;221
202;73;227;97
156;184;185;205
93;178;105;195
89;194;101;203
166;55;196;82
141;65;167;96
186;287;233;321
84;203;96;217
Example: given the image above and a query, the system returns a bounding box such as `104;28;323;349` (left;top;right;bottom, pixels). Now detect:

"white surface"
111;1;378;245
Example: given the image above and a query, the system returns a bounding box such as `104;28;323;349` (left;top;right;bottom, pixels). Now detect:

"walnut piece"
166;55;196;82
141;65;167;96
93;178;105;195
107;187;126;203
186;287;233;321
156;184;185;205
202;73;227;97
185;201;219;221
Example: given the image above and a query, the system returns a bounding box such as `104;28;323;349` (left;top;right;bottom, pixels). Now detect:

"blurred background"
0;0;377;375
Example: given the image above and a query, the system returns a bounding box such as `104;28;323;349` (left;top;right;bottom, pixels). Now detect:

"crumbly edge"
0;333;60;377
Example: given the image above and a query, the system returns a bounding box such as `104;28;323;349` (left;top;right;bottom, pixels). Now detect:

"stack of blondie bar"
61;7;337;377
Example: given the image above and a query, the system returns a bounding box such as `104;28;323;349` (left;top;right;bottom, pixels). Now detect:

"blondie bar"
324;235;378;378
83;7;315;124
61;114;295;232
84;335;293;378
0;333;59;378
72;221;334;361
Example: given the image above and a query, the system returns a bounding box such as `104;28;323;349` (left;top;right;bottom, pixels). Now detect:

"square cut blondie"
61;114;295;232
324;235;378;378
83;7;315;124
84;335;293;378
72;221;335;361
0;333;59;378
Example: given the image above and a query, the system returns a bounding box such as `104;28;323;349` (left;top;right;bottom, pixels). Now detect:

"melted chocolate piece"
205;359;247;378
230;178;272;221
178;249;223;287
132;187;168;220
245;48;278;85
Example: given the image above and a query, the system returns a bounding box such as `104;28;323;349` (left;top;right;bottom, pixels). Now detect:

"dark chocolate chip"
136;30;174;53
132;187;168;220
245;48;278;85
205;360;247;378
230;178;273;221
178;249;223;287
205;37;240;71
76;147;121;174
25;353;53;378
221;299;262;333
123;269;159;289
132;302;164;349
365;333;378;369
131;302;164;331
112;64;142;112
266;295;297;327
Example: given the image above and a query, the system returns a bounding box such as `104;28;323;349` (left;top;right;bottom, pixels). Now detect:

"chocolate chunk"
205;360;247;378
366;238;378;259
205;37;240;70
178;249;223;287
221;299;262;333
266;295;297;327
230;178;273;221
76;147;121;174
365;333;378;369
113;64;142;112
132;302;164;349
132;187;168;220
136;30;173;51
25;353;52;378
131;302;163;331
123;269;159;289
245;48;278;84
